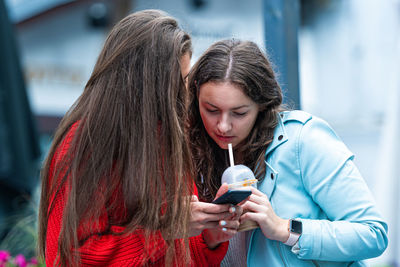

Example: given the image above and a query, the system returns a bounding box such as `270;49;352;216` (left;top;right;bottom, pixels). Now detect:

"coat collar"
264;110;312;157
264;112;288;156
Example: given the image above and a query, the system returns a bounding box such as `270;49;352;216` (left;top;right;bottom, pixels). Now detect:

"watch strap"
283;219;301;246
283;231;300;246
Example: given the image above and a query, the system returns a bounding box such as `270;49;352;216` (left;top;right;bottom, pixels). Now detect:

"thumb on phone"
214;183;229;200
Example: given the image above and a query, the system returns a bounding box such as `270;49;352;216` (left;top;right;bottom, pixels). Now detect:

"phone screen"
212;189;251;205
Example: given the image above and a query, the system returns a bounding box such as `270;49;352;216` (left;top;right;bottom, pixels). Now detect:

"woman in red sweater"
38;10;241;266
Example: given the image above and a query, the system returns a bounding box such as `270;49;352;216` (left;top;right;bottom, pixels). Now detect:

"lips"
216;134;234;142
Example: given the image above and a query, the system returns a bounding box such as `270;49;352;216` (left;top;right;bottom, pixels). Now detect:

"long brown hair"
38;9;193;266
187;39;283;201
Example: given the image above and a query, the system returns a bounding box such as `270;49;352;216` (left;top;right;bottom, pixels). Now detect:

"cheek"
199;110;213;133
238;115;258;136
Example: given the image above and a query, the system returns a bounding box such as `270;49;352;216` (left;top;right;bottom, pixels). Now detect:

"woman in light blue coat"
187;39;388;266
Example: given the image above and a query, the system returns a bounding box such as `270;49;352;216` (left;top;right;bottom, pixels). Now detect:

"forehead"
199;81;253;106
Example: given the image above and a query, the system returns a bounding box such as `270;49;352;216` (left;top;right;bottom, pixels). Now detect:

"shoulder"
280;110;313;125
280;110;336;139
282;111;354;162
60;121;80;149
266;111;348;157
53;121;81;163
278;110;352;156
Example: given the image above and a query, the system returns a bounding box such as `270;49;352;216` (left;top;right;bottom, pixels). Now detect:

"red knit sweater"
45;122;228;266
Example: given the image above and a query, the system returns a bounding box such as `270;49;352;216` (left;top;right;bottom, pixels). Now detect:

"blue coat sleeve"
296;116;388;261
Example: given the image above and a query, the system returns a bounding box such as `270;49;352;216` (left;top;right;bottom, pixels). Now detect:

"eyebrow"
205;101;249;110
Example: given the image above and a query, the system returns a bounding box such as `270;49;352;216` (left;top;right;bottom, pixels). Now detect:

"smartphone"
212;189;251;205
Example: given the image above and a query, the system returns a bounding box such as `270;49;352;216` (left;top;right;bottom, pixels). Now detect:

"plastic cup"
221;165;259;231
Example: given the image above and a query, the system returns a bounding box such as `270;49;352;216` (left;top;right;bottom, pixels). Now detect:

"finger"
220;227;237;236
229;205;236;214
240;212;254;222
229;205;243;220
230;205;243;215
246;193;269;206
191;201;229;214
204;211;235;222
213;225;237;236
240;199;267;214
240;212;272;225
192;221;220;231
247;186;267;198
215;183;229;199
197;202;231;213
240;211;265;225
219;219;240;230
237;195;251;206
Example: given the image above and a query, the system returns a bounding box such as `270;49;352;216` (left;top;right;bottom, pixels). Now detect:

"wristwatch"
283;219;302;246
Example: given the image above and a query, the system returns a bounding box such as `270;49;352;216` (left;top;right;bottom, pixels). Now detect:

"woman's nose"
217;114;232;134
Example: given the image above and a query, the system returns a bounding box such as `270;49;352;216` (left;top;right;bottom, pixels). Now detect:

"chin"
215;140;233;150
211;139;225;149
218;143;228;149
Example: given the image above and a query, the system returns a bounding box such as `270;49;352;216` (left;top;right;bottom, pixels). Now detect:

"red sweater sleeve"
189;234;228;266
188;187;229;266
45;122;228;266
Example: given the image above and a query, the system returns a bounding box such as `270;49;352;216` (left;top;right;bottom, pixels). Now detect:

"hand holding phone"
212;189;251;205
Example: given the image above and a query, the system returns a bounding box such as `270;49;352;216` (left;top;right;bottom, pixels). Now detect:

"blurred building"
7;0;266;133
299;2;400;264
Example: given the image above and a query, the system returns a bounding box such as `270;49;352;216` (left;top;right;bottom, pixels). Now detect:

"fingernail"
222;227;227;232
220;220;227;226
230;206;236;213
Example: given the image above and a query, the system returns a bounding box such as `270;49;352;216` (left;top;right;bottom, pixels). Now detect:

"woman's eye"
233;111;247;117
206;109;219;113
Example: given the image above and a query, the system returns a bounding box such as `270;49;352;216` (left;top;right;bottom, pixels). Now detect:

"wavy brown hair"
187;39;283;201
38;9;193;266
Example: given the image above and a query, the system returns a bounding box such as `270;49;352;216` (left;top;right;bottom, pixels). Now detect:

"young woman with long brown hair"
187;39;387;266
38;10;241;266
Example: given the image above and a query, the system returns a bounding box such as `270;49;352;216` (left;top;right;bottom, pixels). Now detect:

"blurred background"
0;0;399;265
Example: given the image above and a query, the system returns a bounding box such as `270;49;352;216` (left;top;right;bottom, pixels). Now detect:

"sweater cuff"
189;233;228;266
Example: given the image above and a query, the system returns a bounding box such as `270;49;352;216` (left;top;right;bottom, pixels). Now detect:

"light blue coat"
247;110;388;267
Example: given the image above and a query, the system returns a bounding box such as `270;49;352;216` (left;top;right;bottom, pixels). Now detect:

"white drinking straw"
228;143;235;167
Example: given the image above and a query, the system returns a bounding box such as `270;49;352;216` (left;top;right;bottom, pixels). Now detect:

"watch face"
291;220;302;234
